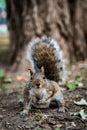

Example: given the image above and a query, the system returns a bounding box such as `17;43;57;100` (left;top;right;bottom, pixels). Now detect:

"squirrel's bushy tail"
27;36;66;84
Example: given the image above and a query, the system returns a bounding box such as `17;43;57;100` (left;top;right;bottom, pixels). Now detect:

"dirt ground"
0;61;87;130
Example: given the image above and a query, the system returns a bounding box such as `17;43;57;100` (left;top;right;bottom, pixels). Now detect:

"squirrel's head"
28;66;46;88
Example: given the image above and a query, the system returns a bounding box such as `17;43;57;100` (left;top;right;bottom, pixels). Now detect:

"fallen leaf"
74;98;87;106
71;109;87;120
79;109;87;120
70;111;79;116
71;122;76;127
6;121;10;125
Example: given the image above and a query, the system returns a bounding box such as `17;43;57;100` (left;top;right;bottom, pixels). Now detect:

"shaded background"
0;1;87;130
0;0;87;70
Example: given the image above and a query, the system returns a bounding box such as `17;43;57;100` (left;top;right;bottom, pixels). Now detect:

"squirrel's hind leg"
53;92;65;113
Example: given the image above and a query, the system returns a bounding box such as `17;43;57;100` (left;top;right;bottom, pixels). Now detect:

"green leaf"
66;79;83;91
74;98;87;106
0;69;5;79
66;81;77;91
55;128;61;130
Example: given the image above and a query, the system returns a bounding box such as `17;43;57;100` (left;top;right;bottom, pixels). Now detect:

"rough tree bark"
6;0;87;66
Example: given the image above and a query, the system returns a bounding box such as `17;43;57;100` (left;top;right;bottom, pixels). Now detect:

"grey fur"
27;36;67;84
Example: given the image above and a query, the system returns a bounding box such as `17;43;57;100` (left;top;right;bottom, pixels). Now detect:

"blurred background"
0;1;87;129
0;0;9;66
0;0;87;70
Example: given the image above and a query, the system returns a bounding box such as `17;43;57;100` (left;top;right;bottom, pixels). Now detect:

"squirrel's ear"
28;68;33;76
41;66;45;74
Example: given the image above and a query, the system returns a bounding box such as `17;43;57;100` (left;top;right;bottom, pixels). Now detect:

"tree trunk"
6;0;87;66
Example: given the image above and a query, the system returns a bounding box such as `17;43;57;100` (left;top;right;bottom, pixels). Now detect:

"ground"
0;61;87;130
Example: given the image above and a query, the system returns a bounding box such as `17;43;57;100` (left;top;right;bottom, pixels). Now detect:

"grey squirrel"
20;36;66;115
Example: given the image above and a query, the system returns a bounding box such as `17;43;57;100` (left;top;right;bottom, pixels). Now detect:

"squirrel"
20;36;66;115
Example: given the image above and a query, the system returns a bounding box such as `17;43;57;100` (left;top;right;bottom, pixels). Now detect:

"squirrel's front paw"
20;109;28;116
58;106;66;113
38;99;46;104
58;108;65;113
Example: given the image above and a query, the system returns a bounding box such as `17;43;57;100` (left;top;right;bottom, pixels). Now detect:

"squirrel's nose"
36;83;40;87
35;80;40;87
